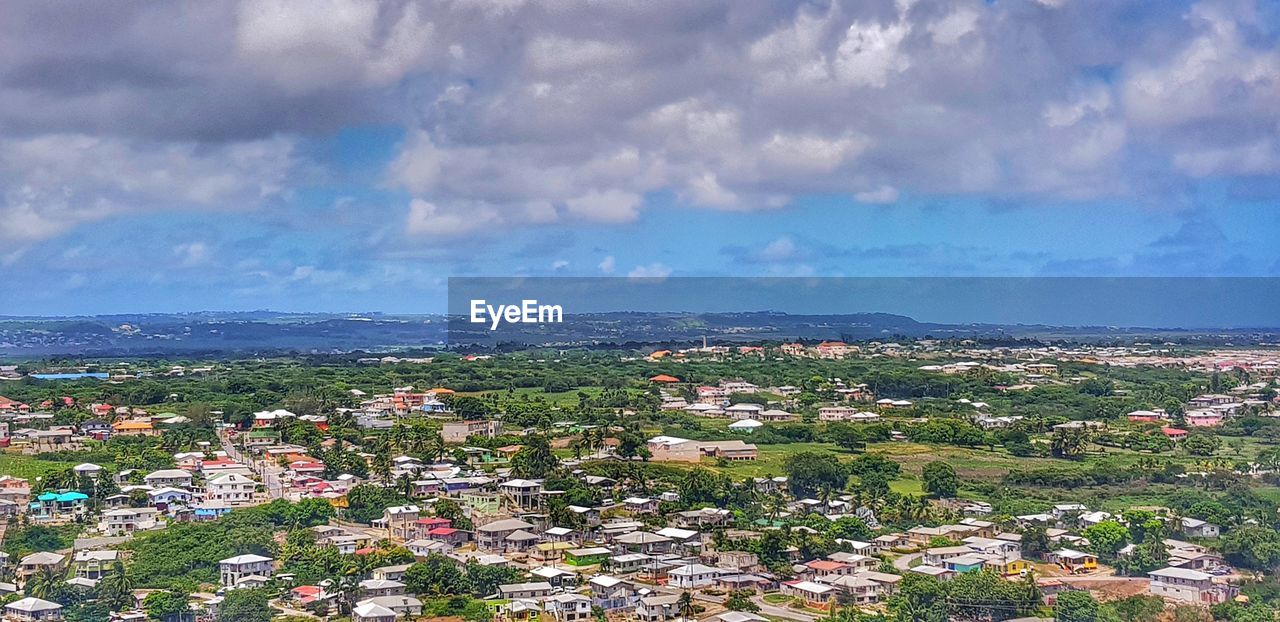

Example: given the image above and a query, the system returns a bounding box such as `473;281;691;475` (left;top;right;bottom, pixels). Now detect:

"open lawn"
0;452;79;479
458;386;604;407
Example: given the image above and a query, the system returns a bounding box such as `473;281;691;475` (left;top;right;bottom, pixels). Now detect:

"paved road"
750;596;817;622
892;552;921;571
220;432;286;500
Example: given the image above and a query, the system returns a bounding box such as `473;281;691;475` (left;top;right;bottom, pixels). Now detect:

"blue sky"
1;0;1278;316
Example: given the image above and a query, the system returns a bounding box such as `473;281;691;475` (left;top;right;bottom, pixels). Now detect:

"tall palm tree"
676;591;696;620
25;565;63;599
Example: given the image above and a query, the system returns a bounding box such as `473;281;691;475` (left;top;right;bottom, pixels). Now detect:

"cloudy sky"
1;0;1278;315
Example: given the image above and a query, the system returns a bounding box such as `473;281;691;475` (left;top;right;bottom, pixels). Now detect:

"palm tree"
97;561;134;609
25;565;63;599
676;591;696;620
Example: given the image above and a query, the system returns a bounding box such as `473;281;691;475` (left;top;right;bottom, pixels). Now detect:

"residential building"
219;554;274;588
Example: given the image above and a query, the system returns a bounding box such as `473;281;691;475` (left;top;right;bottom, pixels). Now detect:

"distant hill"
1;311;1276;357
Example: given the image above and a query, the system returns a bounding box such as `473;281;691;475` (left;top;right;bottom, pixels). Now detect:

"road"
750;596;817;622
892;552;921;571
220;431;286;500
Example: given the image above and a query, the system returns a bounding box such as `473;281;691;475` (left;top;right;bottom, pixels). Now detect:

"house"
668;563;722;589
352;602;396;622
781;580;836;609
358;595;423;618
4;597;63;621
372;564;413;582
623;497;659;514
111;419;156;437
29;491;89;520
1050;549;1097;574
72;551;119;580
99;507;160;535
219;554;274;588
18;553;67;583
1180;518;1220;539
499;582;554;599
205;473;257;506
543;593;593;622
635;594;680;622
499;479;543;510
382;505;421;541
1185;410;1224;427
143;469;193;488
1148;567;1236;604
359;578;407;597
589;576;639;611
148;487;193;507
615;531;673;555
564;547;611;567
908;565;956;581
442;420;502;444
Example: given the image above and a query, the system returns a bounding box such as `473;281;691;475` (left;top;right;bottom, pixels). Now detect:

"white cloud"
627;262;671;278
174;242;212;267
564;190;643;224
759;237;799;262
598;255;616;274
551;259;569;271
854;186;900;204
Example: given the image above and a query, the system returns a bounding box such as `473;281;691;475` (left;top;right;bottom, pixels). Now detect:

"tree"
783;451;848;497
1022;526;1051;560
1183;432;1221;457
1084;520;1131;558
1051;428;1090;459
144;589;191;622
218;589;272;622
887;574;948;622
510;435;559;478
404;554;469;596
1220;526;1280;571
828;424;866;453
1054;590;1100;622
1106;595;1165;622
921;461;958;498
725;590;760;613
96;561;134;610
676;592;696;619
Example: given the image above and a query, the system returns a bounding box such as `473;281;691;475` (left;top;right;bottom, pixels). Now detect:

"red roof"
1162;427;1188;436
805;560;849;571
649;374;680;383
427;527;459;536
417;517;451;526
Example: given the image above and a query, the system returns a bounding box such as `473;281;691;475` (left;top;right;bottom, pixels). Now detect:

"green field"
0;452;79;479
458;385;605;407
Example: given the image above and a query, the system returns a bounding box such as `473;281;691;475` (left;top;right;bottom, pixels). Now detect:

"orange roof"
805;560;849;571
112;420;153;430
428;388;455;394
649;374;680;383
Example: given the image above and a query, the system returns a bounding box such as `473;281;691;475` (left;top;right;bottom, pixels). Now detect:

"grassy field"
0;452;79;479
458;386;604;407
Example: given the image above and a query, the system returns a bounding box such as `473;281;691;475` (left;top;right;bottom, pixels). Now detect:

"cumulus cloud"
628;263;672;278
598;255;616;274
0;0;1277;245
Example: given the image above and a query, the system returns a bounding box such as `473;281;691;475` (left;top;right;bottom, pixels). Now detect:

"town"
0;339;1277;622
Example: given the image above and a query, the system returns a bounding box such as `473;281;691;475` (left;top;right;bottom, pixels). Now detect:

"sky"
1;0;1278;316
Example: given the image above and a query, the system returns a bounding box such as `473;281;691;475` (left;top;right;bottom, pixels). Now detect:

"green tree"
144;589;191;622
1221;526;1280;571
783;451;848;497
1054;590;1100;622
921;461;958;498
725;590;760;613
510;435;559;478
1105;595;1165;622
218;588;272;622
1183;432;1221;457
1084;521;1131;558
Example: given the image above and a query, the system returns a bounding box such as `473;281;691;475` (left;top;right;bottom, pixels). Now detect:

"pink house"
1185;411;1224;427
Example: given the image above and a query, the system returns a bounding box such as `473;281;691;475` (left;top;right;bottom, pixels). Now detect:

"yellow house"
1052;549;1097;573
984;557;1033;577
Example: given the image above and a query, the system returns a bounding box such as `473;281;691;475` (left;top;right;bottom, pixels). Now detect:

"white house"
143;469;193;488
1180;518;1220;539
1148;567;1235;604
206;473;257;506
5;597;63;622
219;554;274;588
668;563;722;589
99;507;160;536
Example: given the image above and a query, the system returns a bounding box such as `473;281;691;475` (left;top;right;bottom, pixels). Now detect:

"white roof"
352;602;396;618
145;469;192;480
669;564;722;576
6;597;62;612
220;554;272;565
1150;567;1212;581
728;419;763;429
787;580;833;594
655;527;698;540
